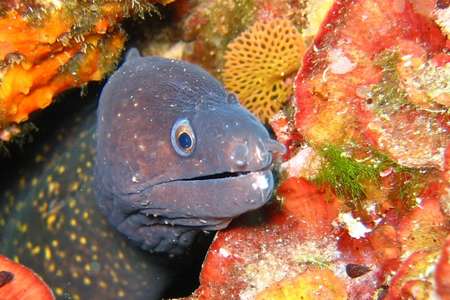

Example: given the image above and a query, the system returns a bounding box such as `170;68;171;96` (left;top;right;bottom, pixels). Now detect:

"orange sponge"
0;1;171;134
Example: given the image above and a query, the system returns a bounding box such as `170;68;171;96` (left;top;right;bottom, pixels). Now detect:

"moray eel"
95;49;285;254
0;50;283;299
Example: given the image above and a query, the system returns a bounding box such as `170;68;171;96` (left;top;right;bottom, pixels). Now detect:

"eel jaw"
107;168;274;255
146;168;275;220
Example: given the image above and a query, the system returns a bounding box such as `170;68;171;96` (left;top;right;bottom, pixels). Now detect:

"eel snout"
230;137;286;169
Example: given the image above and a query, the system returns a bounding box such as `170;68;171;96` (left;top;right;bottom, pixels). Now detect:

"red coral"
295;0;449;159
0;255;54;300
191;178;384;299
275;178;339;238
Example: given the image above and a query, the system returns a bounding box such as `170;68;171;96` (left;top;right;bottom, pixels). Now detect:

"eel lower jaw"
142;170;274;220
106;169;275;255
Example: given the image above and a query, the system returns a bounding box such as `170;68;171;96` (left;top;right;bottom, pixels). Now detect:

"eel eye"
171;118;196;157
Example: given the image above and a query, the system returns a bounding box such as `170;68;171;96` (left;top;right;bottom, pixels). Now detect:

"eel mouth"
112;169;275;254
172;155;273;183
178;170;252;181
148;169;274;217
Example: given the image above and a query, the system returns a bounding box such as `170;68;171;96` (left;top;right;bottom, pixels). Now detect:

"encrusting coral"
0;0;173;143
223;18;304;122
188;0;450;299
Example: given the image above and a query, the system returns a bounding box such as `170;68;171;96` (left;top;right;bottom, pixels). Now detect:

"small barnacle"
345;263;371;278
223;18;304;122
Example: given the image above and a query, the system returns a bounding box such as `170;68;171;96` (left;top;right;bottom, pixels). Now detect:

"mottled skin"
0;52;283;299
95;51;284;254
0;103;175;300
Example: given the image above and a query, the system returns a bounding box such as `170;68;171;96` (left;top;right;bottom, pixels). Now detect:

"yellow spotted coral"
223;18;304;122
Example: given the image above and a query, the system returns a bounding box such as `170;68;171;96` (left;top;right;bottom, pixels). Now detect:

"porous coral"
223;18;304;122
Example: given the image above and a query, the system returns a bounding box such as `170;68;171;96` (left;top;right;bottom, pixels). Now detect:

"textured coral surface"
0;0;172;143
188;0;450;299
223;18;304;122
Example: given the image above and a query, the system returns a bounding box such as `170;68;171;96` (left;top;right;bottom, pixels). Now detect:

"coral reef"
181;0;332;76
187;0;450;299
181;0;257;76
0;0;172;143
223;18;304;122
189;177;449;299
166;0;334;121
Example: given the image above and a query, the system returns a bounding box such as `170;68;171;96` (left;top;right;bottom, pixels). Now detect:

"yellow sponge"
223;18;304;122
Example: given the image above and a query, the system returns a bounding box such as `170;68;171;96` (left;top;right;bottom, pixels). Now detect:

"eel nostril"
264;139;286;154
232;143;249;167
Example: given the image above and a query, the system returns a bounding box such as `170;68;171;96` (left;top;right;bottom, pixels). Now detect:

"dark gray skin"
94;49;285;255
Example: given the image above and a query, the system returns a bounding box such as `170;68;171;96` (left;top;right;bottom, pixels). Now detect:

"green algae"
315;144;426;209
315;145;378;205
369;150;425;205
398;173;426;207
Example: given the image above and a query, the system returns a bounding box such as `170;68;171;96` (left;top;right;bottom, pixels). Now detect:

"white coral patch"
219;248;231;258
328;48;357;75
337;212;371;239
280;146;322;178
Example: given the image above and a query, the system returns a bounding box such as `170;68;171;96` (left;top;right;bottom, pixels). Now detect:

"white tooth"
252;174;269;190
